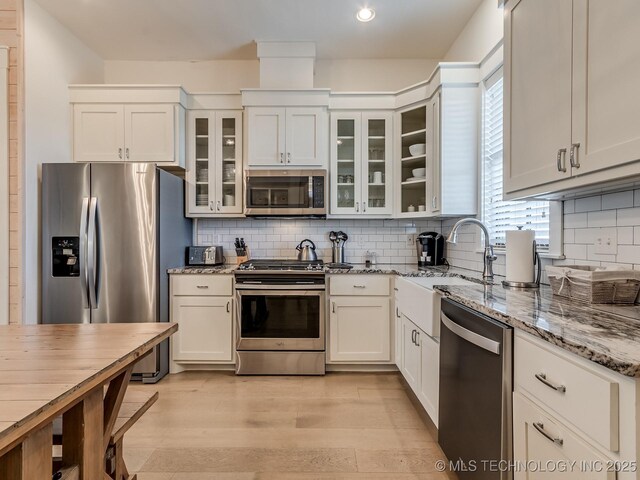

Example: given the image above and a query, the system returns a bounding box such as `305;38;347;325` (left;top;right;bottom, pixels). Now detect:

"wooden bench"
53;389;158;480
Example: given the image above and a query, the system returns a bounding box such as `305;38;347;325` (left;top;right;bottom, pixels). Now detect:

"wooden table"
0;322;177;480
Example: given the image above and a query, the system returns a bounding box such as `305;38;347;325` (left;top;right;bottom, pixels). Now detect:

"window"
482;72;550;249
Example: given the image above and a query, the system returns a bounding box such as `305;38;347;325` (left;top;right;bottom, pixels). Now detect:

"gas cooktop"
237;259;325;272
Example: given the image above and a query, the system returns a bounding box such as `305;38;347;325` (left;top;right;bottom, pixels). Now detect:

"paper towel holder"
502;237;542;289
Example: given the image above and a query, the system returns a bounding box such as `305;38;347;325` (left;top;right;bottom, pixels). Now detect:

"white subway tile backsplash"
575;196;602;213
564;200;575;214
602;191;634;210
574;228;595;244
618;227;634;245
617;207;640;227
617;245;640;264
587;210;617;228
565;213;588;229
635;227;640;245
635;189;640;207
564;244;587;260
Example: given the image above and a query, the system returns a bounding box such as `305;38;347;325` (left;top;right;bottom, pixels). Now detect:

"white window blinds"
482;74;550;248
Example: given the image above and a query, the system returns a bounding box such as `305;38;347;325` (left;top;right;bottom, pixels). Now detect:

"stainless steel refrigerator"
41;163;192;383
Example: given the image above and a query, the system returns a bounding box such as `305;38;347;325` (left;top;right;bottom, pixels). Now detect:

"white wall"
444;0;503;62
104;58;441;92
24;0;104;324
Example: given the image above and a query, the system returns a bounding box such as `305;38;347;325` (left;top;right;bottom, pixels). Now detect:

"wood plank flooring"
124;372;453;480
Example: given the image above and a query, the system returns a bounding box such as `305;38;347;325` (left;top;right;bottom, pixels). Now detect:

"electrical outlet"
406;234;416;248
594;230;617;255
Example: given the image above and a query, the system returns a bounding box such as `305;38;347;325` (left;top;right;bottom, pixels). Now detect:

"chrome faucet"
446;218;497;281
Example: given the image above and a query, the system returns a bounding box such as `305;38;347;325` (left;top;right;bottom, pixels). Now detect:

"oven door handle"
235;283;326;291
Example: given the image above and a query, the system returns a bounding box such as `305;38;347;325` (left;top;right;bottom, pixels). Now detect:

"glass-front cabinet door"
330;114;361;215
186;110;243;216
330;111;392;216
362;112;393;215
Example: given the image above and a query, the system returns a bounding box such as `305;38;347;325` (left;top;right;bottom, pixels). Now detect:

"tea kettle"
296;239;318;261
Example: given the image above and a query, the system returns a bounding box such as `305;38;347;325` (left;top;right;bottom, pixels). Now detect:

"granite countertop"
435;283;640;378
168;263;484;281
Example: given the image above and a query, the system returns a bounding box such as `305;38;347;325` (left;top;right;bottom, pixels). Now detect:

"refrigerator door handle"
87;197;98;309
79;197;90;309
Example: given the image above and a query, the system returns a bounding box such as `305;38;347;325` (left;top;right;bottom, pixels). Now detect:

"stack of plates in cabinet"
223;164;235;182
196;168;208;183
196;194;208;206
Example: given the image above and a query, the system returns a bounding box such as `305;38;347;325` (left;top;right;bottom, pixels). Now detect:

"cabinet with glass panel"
330;111;393;216
186;111;243;216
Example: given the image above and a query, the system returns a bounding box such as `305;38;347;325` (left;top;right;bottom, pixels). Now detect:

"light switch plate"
594;229;617;255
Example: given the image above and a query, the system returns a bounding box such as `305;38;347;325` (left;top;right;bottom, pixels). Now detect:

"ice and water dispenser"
51;237;80;277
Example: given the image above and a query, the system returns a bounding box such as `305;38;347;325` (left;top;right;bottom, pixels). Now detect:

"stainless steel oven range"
234;259;326;375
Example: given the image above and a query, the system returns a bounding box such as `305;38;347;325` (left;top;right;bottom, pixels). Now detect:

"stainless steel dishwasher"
439;298;513;480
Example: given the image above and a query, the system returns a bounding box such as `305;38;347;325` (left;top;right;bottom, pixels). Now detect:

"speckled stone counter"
436;283;640;377
167;265;238;274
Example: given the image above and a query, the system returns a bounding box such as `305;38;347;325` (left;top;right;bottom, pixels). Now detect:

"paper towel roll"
506;229;536;283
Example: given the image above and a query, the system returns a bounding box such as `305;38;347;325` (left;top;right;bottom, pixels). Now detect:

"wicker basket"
546;265;640;304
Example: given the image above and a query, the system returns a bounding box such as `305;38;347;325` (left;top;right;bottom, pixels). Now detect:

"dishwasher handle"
441;312;501;355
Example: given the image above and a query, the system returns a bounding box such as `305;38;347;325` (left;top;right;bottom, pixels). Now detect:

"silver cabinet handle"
353;285;366;289
125;147;130;160
196;285;209;289
570;143;580;169
396;307;401;318
209;201;214;211
393;287;398;291
441;312;501;354
556;148;567;172
356;202;360;213
118;148;123;159
226;301;231;313
432;196;437;209
534;373;566;393
363;203;367;212
216;200;221;211
411;329;416;345
415;331;420;345
280;153;284;164
332;302;336;313
287;152;291;164
533;422;563;447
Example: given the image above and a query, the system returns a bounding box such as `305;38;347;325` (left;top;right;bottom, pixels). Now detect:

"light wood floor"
124;371;452;480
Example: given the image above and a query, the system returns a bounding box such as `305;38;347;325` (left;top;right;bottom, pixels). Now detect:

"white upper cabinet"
70;86;186;168
505;0;640;198
571;0;640;175
504;0;574;193
73;104;125;163
186;110;243;217
246;106;327;167
396;86;478;218
124;104;175;163
330;111;393;216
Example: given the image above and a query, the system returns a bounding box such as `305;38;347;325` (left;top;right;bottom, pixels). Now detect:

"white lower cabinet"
401;315;420;390
170;274;235;368
514;392;614;480
171;296;233;362
514;331;639;480
328;296;391;362
418;332;439;425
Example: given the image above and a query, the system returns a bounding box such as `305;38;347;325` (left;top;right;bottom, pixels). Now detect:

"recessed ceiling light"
356;7;376;22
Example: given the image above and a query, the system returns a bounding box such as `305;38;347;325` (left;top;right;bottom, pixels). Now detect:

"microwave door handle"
87;197;98;309
308;176;313;209
79;197;90;309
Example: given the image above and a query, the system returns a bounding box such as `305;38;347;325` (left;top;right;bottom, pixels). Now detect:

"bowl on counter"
412;167;426;178
409;143;426;156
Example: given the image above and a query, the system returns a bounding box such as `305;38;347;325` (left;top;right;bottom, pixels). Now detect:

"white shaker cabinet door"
401;315;420;391
418;332;439;427
571;0;640;175
504;0;574;193
247;107;286;166
171;296;234;362
285;107;327;166
328;296;391;362
73;104;125;163
124;104;175;163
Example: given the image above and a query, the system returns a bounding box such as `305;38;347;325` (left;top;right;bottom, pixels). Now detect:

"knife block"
236;249;249;264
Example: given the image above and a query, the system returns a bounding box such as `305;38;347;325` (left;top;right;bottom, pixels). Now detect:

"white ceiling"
33;0;483;61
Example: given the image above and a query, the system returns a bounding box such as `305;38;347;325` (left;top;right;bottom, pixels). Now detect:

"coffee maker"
416;232;446;268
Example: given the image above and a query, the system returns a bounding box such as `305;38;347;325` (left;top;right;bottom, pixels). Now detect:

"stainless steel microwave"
244;170;327;217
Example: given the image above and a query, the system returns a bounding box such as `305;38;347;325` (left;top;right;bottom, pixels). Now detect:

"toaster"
187;246;224;266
